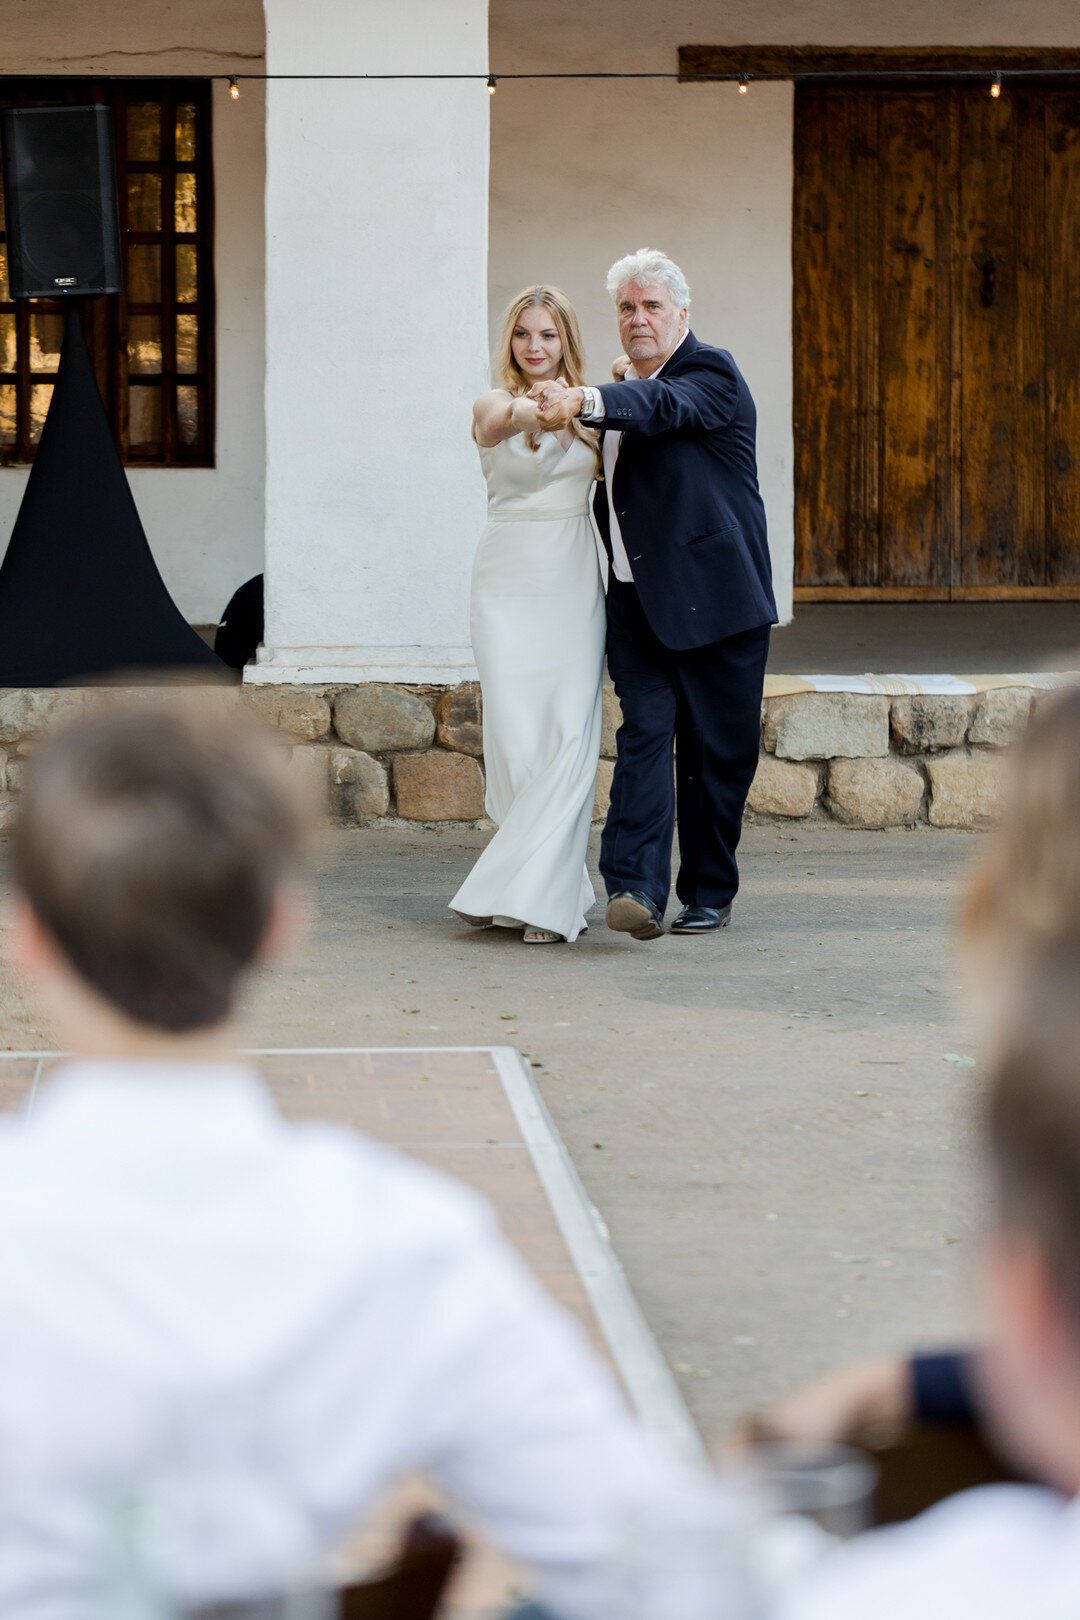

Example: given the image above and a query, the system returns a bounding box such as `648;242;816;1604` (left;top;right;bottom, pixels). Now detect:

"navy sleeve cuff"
911;1350;977;1424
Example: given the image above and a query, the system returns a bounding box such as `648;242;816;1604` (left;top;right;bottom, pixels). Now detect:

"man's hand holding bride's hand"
531;380;585;431
526;376;569;406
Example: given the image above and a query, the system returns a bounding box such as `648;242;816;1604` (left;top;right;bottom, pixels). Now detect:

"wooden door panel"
1012;95;1051;586
1047;93;1080;584
793;90;858;587
847;95;882;585
794;81;1077;598
877;93;948;588
956;90;1021;586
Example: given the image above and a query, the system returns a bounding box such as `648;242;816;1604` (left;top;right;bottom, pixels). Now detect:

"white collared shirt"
778;1482;1080;1620
582;327;689;583
0;1060;679;1620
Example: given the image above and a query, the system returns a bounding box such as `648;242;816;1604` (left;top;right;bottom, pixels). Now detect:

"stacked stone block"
751;685;1038;829
244;682;486;823
0;679;1054;832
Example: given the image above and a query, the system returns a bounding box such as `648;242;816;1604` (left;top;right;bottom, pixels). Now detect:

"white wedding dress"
449;425;605;941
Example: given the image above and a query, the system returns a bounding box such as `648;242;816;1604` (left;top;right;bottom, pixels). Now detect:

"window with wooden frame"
0;78;215;467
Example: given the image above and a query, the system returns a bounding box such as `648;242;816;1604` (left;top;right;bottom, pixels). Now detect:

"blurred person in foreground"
739;686;1080;1452
0;700;684;1620
774;946;1080;1620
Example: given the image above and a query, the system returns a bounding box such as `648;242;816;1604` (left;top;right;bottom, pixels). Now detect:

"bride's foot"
454;910;493;928
523;926;564;944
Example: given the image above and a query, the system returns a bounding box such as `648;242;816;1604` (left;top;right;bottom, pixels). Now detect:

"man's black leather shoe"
669;902;733;934
605;890;665;941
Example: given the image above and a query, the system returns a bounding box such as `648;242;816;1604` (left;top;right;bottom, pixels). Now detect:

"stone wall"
0;681;1046;832
749;686;1038;830
0;682;488;830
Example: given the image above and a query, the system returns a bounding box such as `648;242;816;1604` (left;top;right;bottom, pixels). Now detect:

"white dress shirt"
581;328;689;583
0;1060;680;1620
778;1483;1080;1620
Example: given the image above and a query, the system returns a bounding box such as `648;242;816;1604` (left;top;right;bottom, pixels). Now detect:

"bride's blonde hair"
493;285;600;469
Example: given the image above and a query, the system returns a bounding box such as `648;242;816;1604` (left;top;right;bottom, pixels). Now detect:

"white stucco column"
252;0;489;683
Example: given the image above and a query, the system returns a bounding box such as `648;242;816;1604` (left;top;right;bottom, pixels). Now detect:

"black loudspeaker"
0;104;122;298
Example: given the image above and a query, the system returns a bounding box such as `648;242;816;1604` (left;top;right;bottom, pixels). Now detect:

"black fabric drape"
214;573;263;670
0;305;225;685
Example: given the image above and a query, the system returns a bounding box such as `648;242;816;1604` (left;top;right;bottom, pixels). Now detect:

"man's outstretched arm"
534;355;740;437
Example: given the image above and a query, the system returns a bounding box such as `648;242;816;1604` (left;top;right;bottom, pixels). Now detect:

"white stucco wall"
489;0;1080;625
256;0;490;681
0;0;266;625
6;0;1076;645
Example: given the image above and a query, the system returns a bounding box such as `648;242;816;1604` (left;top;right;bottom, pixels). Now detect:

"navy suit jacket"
591;330;777;650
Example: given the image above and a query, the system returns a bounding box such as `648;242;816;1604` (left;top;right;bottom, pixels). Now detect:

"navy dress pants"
600;579;770;914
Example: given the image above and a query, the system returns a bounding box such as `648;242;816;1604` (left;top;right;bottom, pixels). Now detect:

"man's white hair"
606;248;690;308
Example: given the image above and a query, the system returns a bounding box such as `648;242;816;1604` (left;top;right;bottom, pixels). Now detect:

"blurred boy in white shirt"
780;945;1080;1620
1;699;680;1620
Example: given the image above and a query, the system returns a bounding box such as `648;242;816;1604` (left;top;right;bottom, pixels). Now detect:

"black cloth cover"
213;573;264;670
0;306;225;685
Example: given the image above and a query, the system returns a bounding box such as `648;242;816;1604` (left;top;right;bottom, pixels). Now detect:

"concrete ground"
769;601;1080;674
1;819;986;1442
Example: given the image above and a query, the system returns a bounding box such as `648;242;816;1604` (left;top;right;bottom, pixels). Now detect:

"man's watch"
578;387;595;420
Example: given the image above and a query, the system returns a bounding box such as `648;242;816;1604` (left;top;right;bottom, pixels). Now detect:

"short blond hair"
985;942;1080;1324
963;687;1080;966
10;700;306;1032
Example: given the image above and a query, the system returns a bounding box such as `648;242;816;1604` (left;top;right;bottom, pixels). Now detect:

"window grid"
0;79;215;468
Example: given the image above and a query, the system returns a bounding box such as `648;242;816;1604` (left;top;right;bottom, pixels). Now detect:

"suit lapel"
656;327;700;378
594;335;700;563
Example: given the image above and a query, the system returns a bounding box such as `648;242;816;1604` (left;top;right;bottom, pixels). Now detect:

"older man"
535;249;775;940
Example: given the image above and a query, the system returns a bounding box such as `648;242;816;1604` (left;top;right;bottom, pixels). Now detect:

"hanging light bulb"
228;76;240;101
487;74;497;95
990;71;1002;98
738;74;749;94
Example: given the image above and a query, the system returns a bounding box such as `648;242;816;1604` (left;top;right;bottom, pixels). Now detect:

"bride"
449;286;605;944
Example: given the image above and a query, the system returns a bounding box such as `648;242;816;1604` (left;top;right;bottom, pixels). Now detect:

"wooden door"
794;83;1080;599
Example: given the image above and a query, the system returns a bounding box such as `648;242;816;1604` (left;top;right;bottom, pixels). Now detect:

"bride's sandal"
523;927;564;944
454;910;493;928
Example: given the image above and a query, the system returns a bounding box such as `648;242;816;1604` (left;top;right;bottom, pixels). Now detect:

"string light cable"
0;65;1053;93
202;65;1049;98
205;67;1066;83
